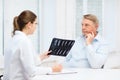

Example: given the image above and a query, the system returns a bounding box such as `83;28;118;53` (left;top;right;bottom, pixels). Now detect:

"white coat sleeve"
19;40;52;77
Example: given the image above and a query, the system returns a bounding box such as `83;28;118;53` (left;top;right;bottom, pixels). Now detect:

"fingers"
91;32;94;37
44;50;52;55
40;51;51;60
85;32;95;45
52;64;63;72
86;32;94;39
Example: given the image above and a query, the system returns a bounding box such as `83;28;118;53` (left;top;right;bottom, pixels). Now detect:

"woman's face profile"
28;19;37;35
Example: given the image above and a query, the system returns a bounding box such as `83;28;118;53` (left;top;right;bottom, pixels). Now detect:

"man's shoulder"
75;35;84;41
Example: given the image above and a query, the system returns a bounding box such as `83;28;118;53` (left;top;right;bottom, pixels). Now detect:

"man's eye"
85;24;89;26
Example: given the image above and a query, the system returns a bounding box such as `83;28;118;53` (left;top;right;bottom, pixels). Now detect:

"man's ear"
96;24;99;29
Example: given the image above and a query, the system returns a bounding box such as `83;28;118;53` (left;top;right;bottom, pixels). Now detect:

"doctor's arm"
20;42;53;77
39;51;51;61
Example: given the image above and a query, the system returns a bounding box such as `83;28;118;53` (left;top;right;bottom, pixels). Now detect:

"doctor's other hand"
52;64;63;72
40;51;51;61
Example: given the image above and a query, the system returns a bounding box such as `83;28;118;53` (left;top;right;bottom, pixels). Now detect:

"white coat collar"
15;30;27;37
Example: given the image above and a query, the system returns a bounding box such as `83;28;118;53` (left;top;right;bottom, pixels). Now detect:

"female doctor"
3;10;62;80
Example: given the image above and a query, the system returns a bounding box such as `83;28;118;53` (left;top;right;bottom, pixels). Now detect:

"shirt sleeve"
62;51;72;67
19;40;52;77
86;43;110;68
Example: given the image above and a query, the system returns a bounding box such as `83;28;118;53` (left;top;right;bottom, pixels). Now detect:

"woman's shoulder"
13;34;31;47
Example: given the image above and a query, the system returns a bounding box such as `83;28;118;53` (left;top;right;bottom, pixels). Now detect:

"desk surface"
32;68;120;80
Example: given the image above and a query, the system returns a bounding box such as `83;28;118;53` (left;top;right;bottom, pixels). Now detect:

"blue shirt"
63;34;112;68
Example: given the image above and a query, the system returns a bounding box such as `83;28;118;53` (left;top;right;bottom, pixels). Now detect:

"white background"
0;0;120;55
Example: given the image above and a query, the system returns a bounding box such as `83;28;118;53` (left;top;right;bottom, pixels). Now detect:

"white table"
32;68;120;80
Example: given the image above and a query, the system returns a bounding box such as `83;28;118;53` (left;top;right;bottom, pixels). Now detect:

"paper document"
46;69;77;75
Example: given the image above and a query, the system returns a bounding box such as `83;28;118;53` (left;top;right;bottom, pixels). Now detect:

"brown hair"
83;14;99;25
13;10;37;36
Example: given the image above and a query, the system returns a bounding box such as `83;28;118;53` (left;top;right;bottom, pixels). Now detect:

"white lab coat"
3;31;52;80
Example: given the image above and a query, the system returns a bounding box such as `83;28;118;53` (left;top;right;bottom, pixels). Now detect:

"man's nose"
82;25;86;29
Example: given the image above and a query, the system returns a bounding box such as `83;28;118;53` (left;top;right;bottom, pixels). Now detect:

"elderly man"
64;14;111;68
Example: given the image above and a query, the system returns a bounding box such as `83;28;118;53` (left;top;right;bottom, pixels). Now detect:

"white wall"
1;0;120;55
39;0;56;53
3;0;39;52
103;0;119;51
56;0;76;39
0;0;3;55
116;0;120;51
39;0;76;53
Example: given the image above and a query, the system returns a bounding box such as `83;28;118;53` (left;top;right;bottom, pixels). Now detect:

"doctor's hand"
40;51;51;61
52;64;62;72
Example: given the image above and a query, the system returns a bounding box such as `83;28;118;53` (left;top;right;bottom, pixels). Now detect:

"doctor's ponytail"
13;16;19;36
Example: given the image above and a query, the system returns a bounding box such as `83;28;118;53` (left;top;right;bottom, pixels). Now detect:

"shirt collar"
94;33;102;41
15;30;27;37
